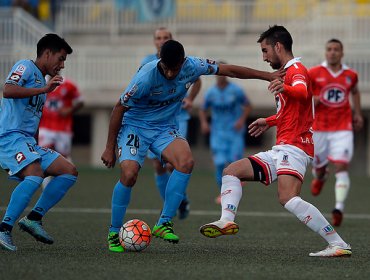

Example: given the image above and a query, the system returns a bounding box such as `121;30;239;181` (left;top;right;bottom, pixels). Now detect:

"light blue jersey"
0;60;46;137
0;60;59;179
203;82;249;165
121;56;217;129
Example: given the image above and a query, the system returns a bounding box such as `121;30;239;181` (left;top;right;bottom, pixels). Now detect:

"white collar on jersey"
284;57;301;69
321;61;349;78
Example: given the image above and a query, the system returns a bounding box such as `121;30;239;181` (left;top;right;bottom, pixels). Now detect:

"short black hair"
37;33;73;57
160;40;185;68
327;38;343;50
257;25;293;52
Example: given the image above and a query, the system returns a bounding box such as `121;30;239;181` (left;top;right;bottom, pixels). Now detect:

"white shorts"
249;145;312;185
312;131;353;168
38;128;72;157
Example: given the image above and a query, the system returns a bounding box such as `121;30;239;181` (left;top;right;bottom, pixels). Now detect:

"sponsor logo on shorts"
281;154;290;166
15;152;26;163
185;82;191;89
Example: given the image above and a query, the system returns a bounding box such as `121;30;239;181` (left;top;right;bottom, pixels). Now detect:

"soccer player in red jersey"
309;39;363;227
39;78;84;160
200;26;352;257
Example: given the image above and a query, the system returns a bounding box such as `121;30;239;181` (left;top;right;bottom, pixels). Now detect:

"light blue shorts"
147;119;188;160
0;132;60;180
210;130;244;165
118;124;185;166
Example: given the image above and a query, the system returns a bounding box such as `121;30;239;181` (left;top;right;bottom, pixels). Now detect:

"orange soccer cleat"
310;179;325;196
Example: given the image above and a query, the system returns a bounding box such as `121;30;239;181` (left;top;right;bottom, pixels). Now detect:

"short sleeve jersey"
120;56;218;128
308;62;358;131
202;82;249;132
274;57;314;157
39;79;82;132
0;60;46;137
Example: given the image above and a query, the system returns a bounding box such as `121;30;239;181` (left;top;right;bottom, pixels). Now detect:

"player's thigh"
223;158;255;181
328;131;353;164
161;138;193;172
117;125;151;168
45;154;77;176
312;131;329;168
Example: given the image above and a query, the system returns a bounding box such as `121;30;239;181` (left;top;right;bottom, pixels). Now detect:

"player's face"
45;49;68;77
159;61;183;80
325;42;343;66
260;39;281;70
154;30;172;52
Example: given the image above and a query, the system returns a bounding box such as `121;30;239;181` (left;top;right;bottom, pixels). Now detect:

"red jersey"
39;79;82;132
309;62;358;131
272;58;314;157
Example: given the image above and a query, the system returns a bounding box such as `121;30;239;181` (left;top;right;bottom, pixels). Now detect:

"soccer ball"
119;219;152;252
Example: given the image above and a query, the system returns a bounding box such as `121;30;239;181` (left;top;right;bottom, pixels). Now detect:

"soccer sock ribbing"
157;169;191;225
284;196;346;245
334;171;350;211
155;172;169;201
29;174;77;220
0;176;42;230
110;181;132;233
220;175;243;222
215;164;224;190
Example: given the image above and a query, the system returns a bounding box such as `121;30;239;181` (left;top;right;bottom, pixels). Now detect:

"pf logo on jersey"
320;84;347;107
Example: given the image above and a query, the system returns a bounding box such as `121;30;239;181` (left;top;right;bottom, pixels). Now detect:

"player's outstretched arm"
218;64;285;82
3;75;63;98
101;100;127;168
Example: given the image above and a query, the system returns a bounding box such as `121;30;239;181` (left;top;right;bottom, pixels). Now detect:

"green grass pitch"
1;164;370;280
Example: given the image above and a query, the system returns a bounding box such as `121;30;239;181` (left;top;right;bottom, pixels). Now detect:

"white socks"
335;171;350;211
285;196;346;246
220;175;243;222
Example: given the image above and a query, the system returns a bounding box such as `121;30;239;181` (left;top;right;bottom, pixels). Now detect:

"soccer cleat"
310;179;325;196
152;221;179;243
309;243;352;257
199;220;239;238
178;199;190;220
332;209;343;227
0;230;17;251
107;232;124;253
18;217;54;244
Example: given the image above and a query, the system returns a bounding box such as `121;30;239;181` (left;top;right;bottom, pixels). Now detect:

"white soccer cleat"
309;243;352;257
199;220;239;238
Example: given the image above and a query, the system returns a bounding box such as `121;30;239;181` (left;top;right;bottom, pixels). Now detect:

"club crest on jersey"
15;152;26;164
130;147;137;156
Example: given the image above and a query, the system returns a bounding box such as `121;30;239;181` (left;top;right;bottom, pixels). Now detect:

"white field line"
1;206;370;220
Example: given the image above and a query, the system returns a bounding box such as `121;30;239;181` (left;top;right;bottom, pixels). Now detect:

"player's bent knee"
120;170;138;186
176;157;194;173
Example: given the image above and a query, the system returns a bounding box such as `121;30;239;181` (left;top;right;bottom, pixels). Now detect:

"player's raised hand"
44;75;63;93
248;118;269;137
268;79;284;95
101;148;116;168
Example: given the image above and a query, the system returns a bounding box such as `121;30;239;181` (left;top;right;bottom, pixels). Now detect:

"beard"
271;61;281;70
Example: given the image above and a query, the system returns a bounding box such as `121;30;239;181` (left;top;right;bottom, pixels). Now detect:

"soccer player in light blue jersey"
141;27;202;220
0;34;77;251
102;40;282;252
199;71;251;203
